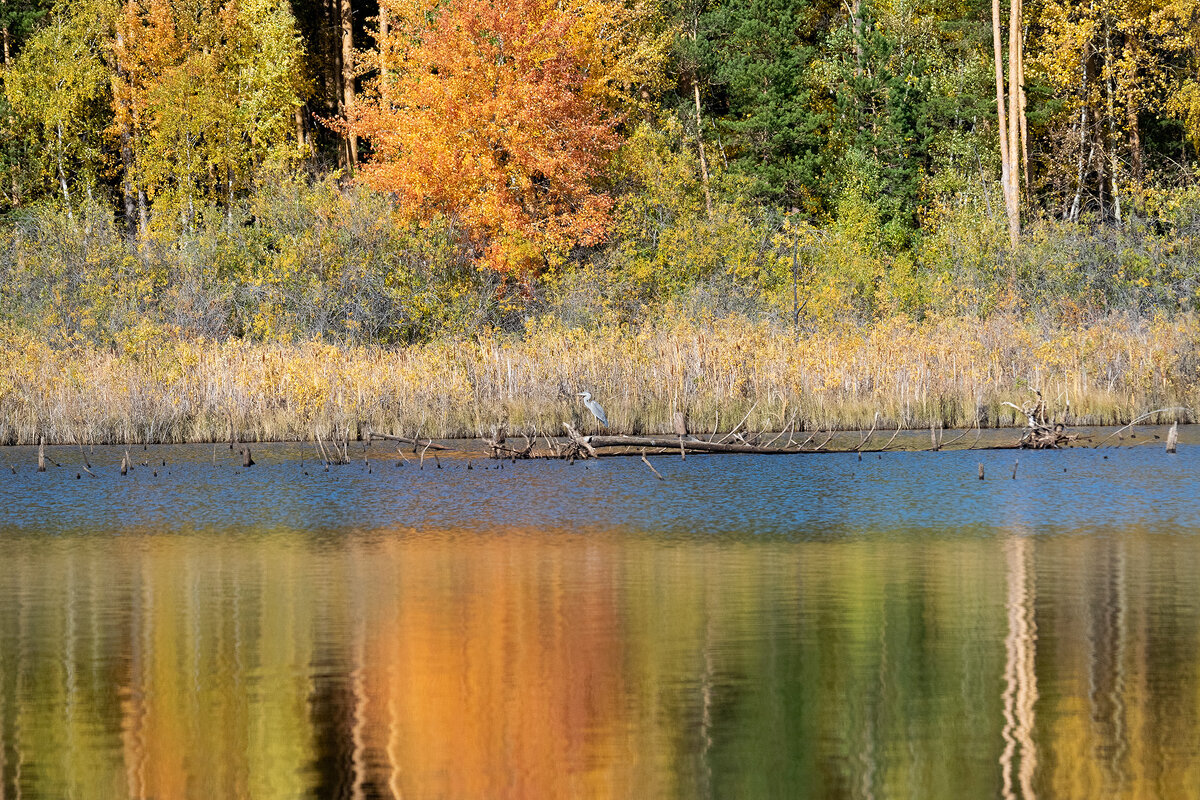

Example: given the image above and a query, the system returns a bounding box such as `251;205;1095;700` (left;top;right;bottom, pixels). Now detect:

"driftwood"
366;431;451;451
483;425;534;460
1003;392;1080;449
639;449;665;480
1094;407;1190;448
582;434;821;455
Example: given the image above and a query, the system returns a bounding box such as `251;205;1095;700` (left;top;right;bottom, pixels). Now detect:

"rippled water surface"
2;431;1200;799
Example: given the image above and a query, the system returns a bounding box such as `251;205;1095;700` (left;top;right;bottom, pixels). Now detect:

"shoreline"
1;424;1190;454
2;314;1197;447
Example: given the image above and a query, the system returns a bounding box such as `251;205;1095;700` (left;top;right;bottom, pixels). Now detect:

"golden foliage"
345;0;631;278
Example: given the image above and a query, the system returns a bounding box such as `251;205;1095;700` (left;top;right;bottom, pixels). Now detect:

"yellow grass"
1;313;1196;445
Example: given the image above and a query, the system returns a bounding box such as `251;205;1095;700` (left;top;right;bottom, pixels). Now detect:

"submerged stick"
366;432;453;451
938;427;973;450
870;423;904;453
640;449;664;480
856;414;880;452
1094;407;1191;448
717;401;758;445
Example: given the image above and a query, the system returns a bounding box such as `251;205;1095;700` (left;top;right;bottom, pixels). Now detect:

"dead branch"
366;431;452;451
640;449;665;480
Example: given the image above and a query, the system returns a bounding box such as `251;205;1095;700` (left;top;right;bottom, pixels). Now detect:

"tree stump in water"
1003;393;1079;449
673;412;688;437
1019;423;1078;449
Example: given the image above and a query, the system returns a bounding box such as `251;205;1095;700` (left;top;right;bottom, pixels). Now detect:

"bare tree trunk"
850;0;864;72
114;29;138;235
1006;0;1021;243
295;106;307;153
693;79;713;219
379;4;389;80
1125;33;1143;186
1103;27;1121;224
1068;59;1089;222
322;0;344;169
1016;0;1030;196
138;188;148;237
55;121;73;222
340;0;357;169
1127;100;1142;185
1;0;9;66
993;0;1019;248
689;19;713;219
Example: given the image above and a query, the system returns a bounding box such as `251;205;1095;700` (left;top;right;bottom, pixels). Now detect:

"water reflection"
1;526;1199;799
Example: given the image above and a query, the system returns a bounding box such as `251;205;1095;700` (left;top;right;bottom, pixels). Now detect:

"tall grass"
2;313;1196;445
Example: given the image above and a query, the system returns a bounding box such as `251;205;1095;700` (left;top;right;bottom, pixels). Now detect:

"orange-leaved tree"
344;0;623;278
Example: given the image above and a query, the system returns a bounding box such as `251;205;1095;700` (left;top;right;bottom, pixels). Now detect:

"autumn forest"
1;0;1199;441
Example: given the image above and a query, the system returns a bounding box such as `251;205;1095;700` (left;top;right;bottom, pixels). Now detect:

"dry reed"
1;313;1196;445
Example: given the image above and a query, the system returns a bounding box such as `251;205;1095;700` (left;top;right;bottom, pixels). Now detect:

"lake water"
1;430;1199;799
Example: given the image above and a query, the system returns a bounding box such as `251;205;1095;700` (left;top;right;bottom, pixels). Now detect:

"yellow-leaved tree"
113;0;307;231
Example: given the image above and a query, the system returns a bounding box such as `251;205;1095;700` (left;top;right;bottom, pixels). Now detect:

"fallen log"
583;434;817;455
366;432;452;451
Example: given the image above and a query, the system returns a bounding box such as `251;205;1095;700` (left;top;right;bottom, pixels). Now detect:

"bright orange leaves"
345;0;621;278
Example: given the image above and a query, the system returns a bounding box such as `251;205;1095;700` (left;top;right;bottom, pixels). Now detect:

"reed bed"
1;313;1197;445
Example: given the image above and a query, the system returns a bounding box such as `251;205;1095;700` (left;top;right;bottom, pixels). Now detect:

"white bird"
577;391;609;427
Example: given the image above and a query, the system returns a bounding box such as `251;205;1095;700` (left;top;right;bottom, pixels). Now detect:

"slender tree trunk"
295;106;307;153
688;18;713;219
379;4;389;80
993;0;1019;247
321;0;343;168
1006;0;1021;239
850;0;863;73
1127;101;1141;185
55;121;73;222
138;188;148;236
1103;27;1121;224
1016;0;1030;195
340;0;357;169
3;2;13;206
114;29;138;236
1;0;9;66
1125;33;1143;185
693;78;713;219
1069;98;1087;223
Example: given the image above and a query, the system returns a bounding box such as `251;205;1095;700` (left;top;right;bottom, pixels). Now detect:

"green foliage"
3;0;112;210
697;0;832;211
605;121;782;306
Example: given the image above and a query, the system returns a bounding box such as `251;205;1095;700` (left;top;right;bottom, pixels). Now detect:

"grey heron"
577;391;609;427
